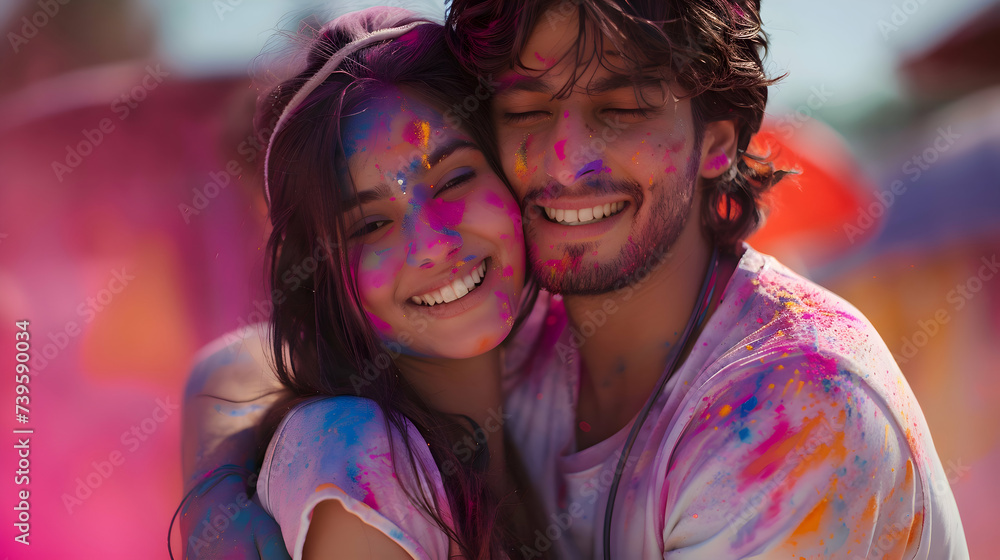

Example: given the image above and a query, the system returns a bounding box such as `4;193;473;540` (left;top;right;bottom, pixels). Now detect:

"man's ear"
698;119;739;180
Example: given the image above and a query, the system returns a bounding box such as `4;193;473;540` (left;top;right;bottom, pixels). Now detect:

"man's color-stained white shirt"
503;245;969;559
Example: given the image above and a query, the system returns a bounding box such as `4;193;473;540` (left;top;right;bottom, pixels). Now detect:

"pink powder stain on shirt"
554;139;567;161
357;479;379;510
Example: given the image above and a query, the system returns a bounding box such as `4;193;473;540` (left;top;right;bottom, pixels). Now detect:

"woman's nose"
405;215;461;269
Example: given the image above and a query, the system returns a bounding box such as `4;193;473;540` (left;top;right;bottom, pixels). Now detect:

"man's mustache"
521;179;645;206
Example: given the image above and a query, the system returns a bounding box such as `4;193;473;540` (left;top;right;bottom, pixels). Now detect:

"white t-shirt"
502;245;969;559
257;396;457;560
256;245;969;559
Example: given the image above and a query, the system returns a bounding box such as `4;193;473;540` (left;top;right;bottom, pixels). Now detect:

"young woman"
244;7;538;560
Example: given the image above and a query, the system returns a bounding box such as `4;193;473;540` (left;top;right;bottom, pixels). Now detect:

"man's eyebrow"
496;76;553;95
586;73;660;95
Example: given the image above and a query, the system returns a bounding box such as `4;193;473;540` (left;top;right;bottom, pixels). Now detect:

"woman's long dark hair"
256;8;533;558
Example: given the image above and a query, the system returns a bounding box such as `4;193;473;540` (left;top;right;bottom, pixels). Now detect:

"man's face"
491;9;711;295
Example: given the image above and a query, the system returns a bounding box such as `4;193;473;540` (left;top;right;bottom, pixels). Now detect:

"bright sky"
4;0;993;110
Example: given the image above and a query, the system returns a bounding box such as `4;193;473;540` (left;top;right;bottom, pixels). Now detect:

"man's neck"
563;234;737;450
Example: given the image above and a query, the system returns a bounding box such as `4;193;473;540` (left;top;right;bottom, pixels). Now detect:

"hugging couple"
178;1;968;559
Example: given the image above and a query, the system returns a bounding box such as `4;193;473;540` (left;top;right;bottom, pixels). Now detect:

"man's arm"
179;325;290;559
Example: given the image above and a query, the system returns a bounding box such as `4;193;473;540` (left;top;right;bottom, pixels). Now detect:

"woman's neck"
395;349;509;492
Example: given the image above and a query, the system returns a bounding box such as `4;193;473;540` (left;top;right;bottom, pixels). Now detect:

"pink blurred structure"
1;0;997;558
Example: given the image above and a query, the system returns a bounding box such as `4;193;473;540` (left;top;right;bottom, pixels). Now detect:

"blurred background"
0;0;997;557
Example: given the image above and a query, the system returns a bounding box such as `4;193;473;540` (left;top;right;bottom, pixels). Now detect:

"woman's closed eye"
434;169;477;197
349;218;391;239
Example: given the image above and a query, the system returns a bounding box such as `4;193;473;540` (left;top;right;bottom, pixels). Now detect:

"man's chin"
529;254;639;296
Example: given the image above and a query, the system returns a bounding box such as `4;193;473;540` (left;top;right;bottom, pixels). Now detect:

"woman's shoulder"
271;396;411;460
258;396;453;560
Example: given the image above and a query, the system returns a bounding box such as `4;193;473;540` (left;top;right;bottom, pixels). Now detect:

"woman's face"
341;88;525;359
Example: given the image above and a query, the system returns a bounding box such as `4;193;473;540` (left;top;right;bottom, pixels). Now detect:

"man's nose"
542;110;605;188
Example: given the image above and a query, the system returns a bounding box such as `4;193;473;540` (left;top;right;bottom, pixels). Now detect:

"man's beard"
526;155;700;296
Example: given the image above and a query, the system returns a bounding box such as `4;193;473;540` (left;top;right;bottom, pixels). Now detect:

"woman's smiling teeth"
541;201;626;225
411;260;488;306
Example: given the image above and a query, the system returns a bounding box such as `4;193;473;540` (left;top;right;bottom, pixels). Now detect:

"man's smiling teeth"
411;260;488;306
542;201;626;225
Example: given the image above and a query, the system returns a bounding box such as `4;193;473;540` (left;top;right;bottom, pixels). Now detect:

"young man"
180;1;968;558
441;1;967;558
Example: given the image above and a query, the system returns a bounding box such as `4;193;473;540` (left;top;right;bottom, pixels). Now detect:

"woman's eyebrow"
343;140;475;210
428;139;476;167
344;182;394;211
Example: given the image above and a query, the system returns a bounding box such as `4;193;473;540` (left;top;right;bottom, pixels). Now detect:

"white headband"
263;21;427;202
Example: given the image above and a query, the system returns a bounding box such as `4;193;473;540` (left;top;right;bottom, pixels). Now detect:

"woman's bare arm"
303;500;415;560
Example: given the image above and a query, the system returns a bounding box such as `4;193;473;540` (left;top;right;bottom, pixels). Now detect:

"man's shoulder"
721;246;894;376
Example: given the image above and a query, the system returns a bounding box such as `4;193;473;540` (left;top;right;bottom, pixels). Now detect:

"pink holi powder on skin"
554;139;567;161
425;198;466;231
533;51;556;68
366;311;393;334
502;265;513;278
494;290;513;325
708;154;729;170
402;119;430;148
563;111;569;119
664;165;677;173
484;191;505;209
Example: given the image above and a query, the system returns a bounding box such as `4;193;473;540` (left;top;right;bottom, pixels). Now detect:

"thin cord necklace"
602;245;720;560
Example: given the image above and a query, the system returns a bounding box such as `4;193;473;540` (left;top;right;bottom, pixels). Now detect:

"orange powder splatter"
515;135;531;180
718;404;733;417
792;497;829;537
862;495;878;523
